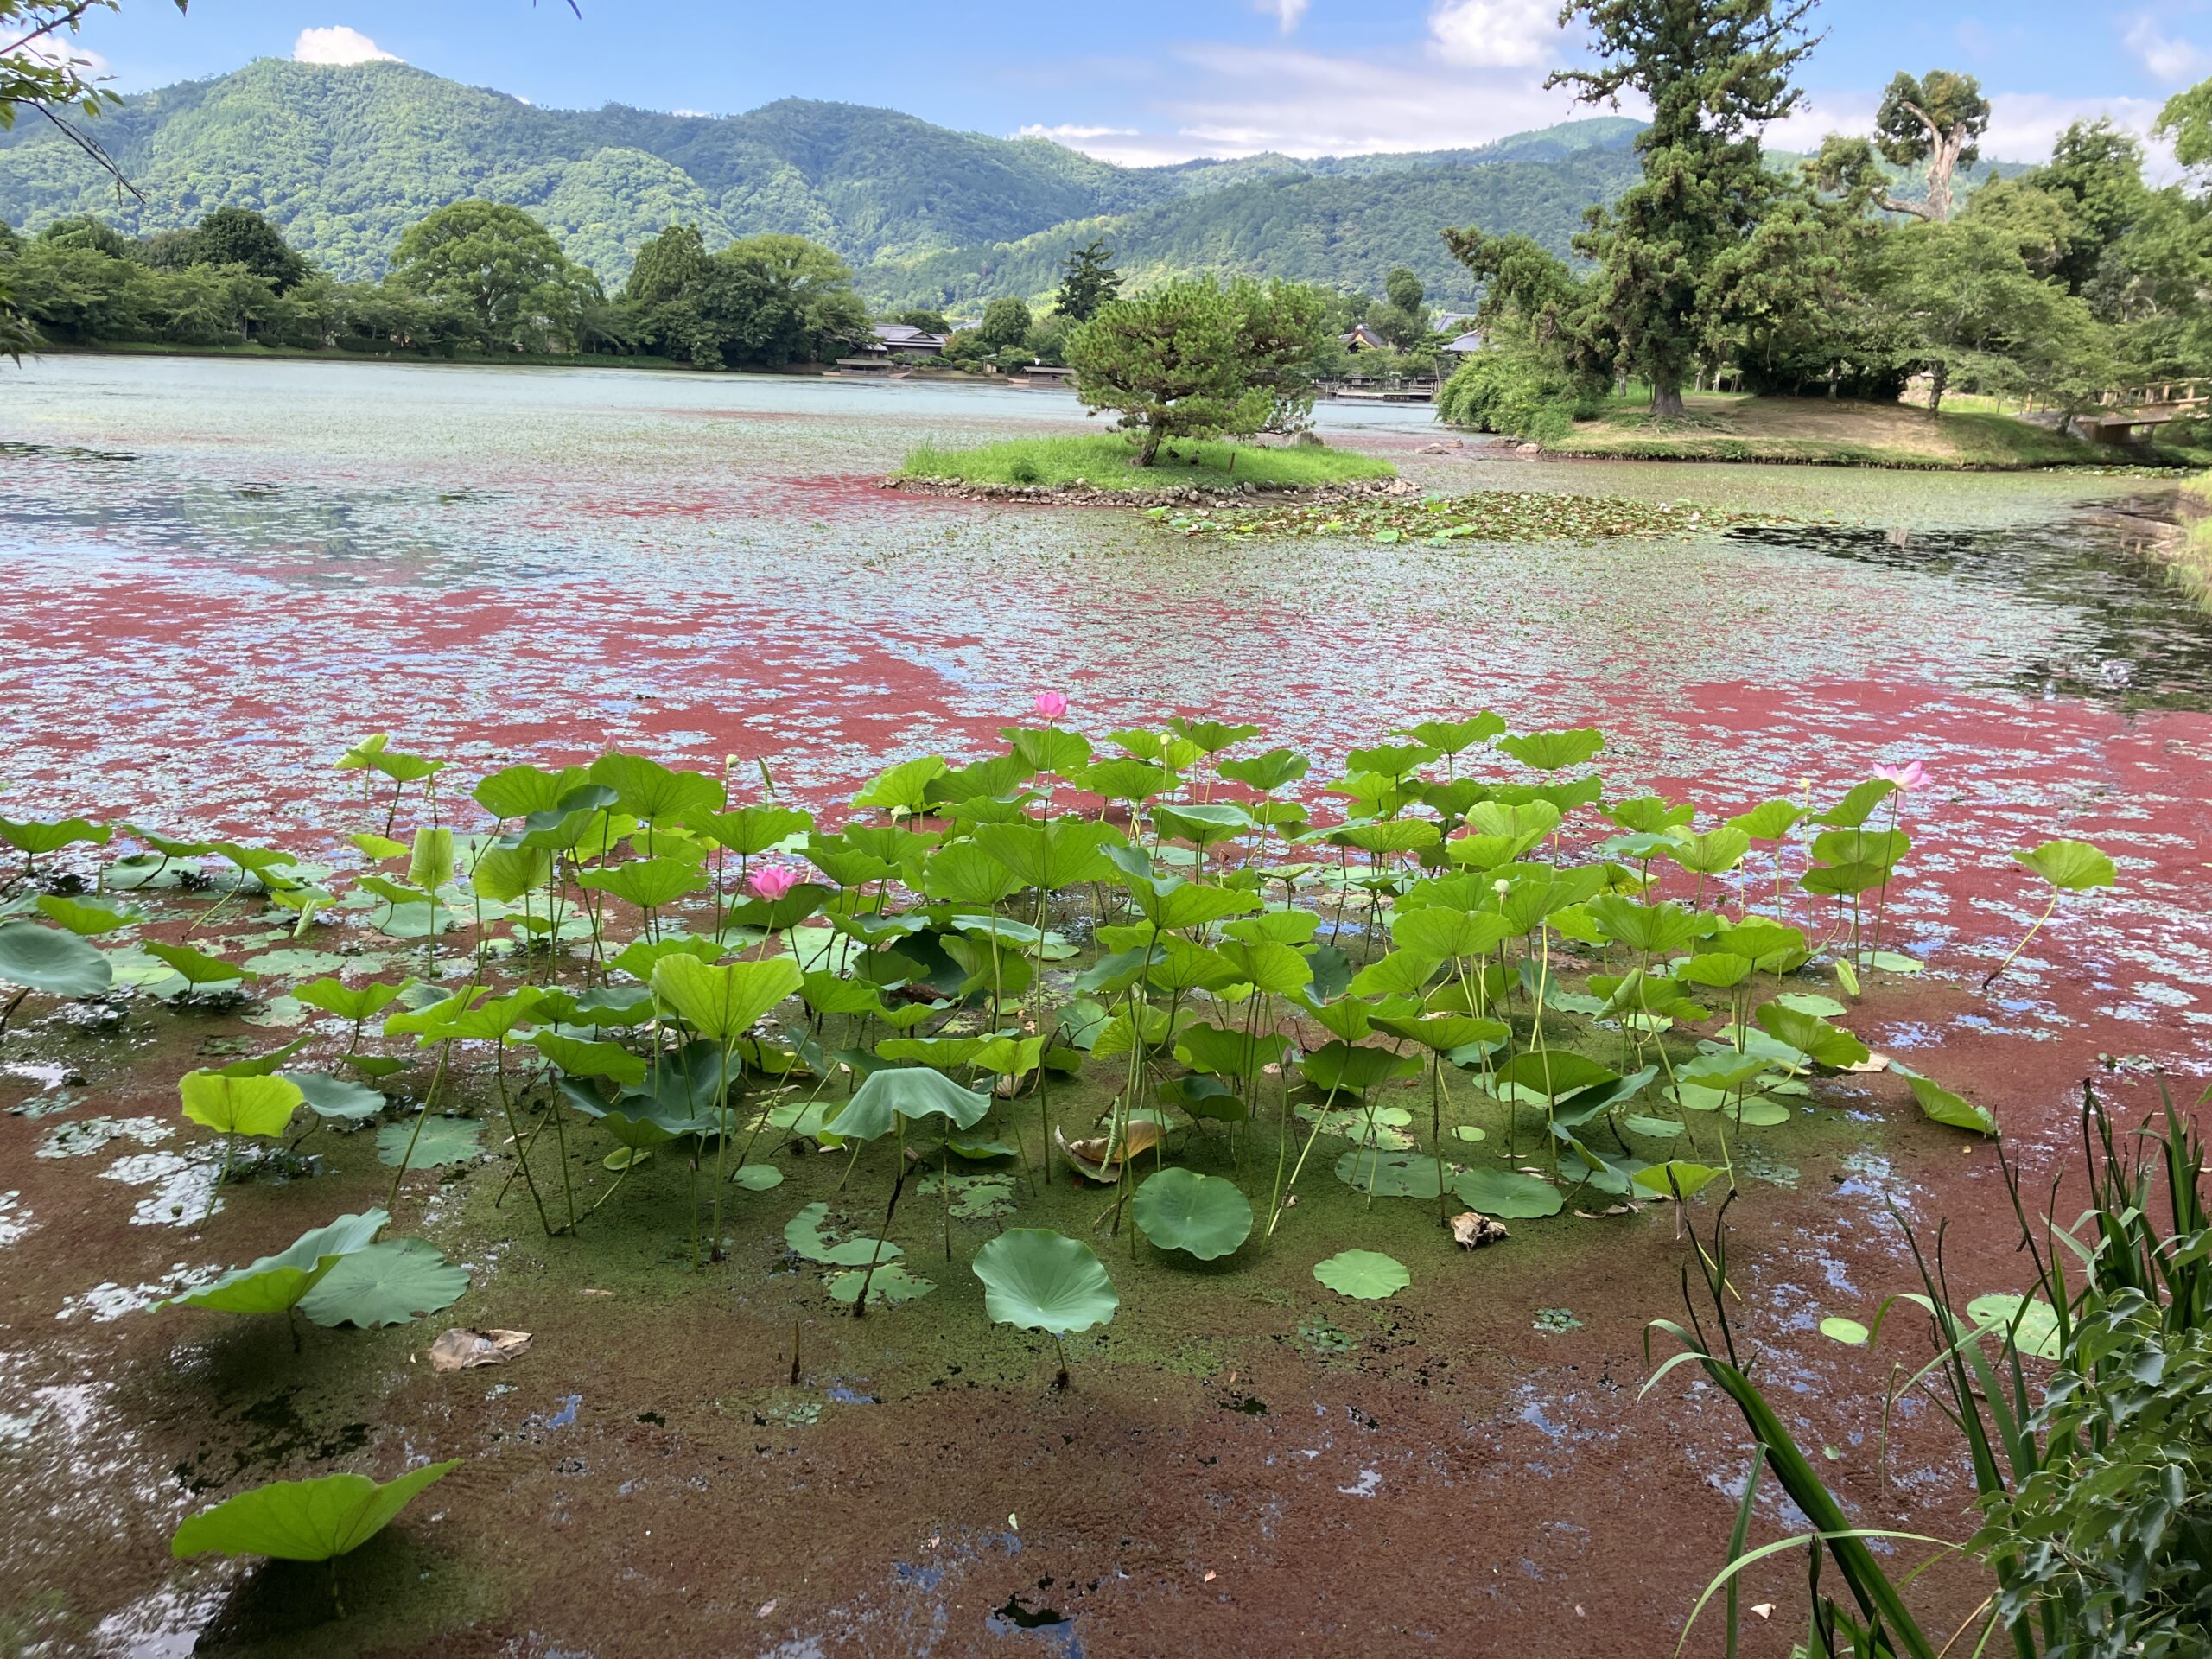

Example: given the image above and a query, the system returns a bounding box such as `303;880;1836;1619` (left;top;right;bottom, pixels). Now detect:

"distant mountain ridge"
0;58;1958;311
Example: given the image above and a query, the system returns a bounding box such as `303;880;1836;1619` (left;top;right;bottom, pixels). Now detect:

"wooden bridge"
2075;380;2212;444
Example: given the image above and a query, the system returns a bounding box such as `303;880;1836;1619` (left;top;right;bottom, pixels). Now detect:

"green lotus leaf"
1158;1075;1247;1122
1492;1049;1617;1101
1729;799;1804;841
171;1459;461;1561
1630;1160;1724;1199
524;1028;647;1087
300;1237;469;1328
141;939;244;988
827;1262;936;1306
1668;828;1751;876
684;804;812;856
1173;1023;1289;1078
650;954;801;1042
974;1228;1119;1335
1300;1040;1421;1095
180;1071;304;1138
1134;1168;1253;1260
784;1201;902;1267
1898;1069;1998;1135
34;893;142;935
1812;778;1897;829
2012;838;2115;893
1453;1166;1564;1218
1965;1293;2061;1360
1333;1148;1446;1198
0;815;111;858
576;855;706;912
1497;728;1603;772
0;923;112;996
1312;1249;1410;1300
829;1066;992;1140
168;1209;388;1315
376;1115;482;1168
1217;747;1312;791
1820;1315;1870;1345
280;1071;385;1122
1752;1003;1870;1070
588;753;724;823
1154;802;1257;848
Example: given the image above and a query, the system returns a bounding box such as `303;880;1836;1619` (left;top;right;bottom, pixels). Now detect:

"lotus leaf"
377;1115;482;1168
1134;1168;1253;1259
301;1237;470;1328
1312;1249;1410;1300
2012;838;2116;892
1453;1166;1564;1218
0;923;112;996
181;1071;304;1138
171;1460;461;1561
974;1228;1119;1335
169;1210;388;1315
830;1067;992;1140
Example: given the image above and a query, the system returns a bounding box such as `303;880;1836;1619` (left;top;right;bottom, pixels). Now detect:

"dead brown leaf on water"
1055;1120;1160;1184
429;1327;533;1372
1449;1211;1510;1249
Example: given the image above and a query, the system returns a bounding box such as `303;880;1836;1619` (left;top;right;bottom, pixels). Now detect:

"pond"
1;353;2209;1656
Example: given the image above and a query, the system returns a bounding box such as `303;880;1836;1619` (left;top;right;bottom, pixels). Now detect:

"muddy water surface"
2;356;2209;1657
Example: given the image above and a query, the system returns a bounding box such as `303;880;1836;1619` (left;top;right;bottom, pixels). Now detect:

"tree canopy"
1549;0;1821;416
1065;276;1325;464
389;199;601;352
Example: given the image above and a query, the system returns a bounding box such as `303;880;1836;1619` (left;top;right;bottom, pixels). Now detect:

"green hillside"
0;57;1660;300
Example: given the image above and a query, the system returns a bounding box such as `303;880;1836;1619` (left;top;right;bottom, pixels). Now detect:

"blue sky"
56;1;2212;166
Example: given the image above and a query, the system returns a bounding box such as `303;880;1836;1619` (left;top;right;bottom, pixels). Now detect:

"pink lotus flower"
1874;760;1929;791
1033;690;1069;721
749;863;799;902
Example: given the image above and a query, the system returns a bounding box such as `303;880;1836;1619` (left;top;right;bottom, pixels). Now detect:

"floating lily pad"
1134;1167;1253;1260
1332;1149;1446;1199
730;1164;785;1192
1819;1316;1870;1346
784;1200;900;1267
1313;1249;1409;1301
1965;1294;2061;1360
1452;1166;1563;1219
301;1238;469;1328
973;1228;1118;1335
826;1263;936;1306
376;1116;482;1169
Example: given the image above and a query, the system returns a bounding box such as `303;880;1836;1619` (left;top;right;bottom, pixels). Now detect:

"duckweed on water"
1152;487;1776;543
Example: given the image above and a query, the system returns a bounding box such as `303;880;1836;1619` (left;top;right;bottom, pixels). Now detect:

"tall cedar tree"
1054;239;1122;323
1549;0;1820;416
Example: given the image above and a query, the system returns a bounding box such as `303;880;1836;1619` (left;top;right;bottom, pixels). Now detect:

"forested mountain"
0;59;1981;308
0;57;1659;302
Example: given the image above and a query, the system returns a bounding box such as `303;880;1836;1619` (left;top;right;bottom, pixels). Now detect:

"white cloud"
292;27;399;67
1020;44;1590;165
1257;0;1311;31
1427;0;1563;70
3;33;108;76
2124;13;2208;84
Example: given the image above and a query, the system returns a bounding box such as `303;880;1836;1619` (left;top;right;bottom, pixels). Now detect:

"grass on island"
1535;392;2107;469
897;433;1396;493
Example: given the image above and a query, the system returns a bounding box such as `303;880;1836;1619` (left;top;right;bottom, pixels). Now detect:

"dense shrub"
1434;350;1599;442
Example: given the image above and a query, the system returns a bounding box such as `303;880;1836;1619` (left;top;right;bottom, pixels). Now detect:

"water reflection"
1728;510;2212;714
